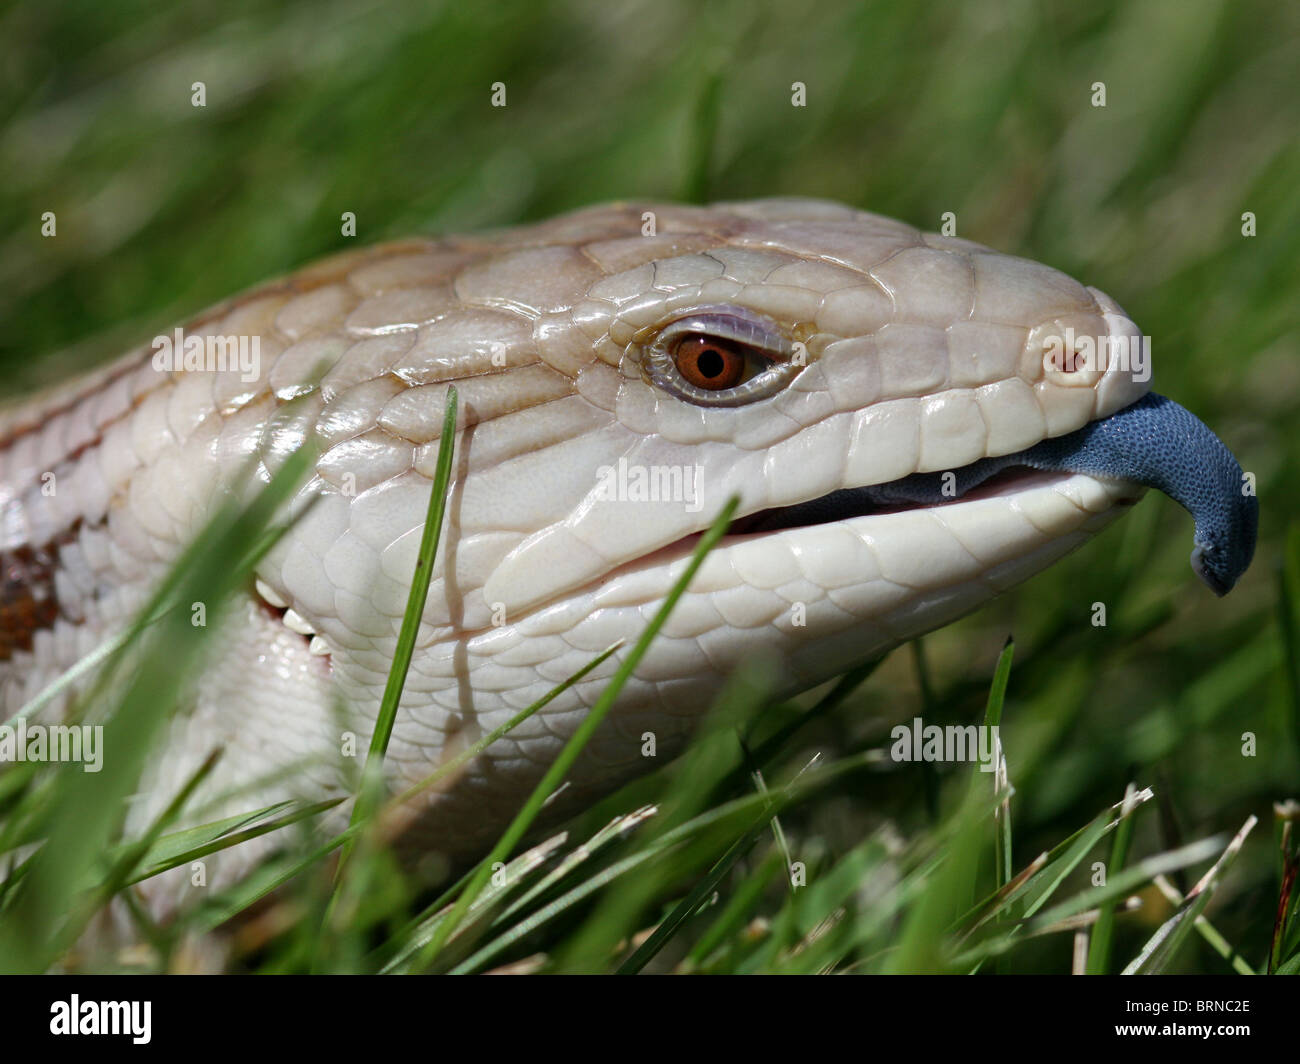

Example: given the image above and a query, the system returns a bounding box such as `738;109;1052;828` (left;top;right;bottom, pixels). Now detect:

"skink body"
0;199;1255;907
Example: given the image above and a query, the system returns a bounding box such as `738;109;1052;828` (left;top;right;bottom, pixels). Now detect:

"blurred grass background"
2;0;1298;972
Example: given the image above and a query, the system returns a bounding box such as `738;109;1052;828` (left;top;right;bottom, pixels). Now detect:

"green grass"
1;0;1298;973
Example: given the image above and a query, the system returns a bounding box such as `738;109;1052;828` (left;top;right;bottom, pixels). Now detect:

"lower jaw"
672;463;1144;557
738;472;1145;688
741;470;1144;579
595;470;1144;614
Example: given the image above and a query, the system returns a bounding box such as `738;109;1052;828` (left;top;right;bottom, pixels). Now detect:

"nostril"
1045;338;1087;373
1030;320;1106;388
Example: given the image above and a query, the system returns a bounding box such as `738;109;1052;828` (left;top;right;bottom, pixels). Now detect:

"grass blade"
344;386;459;842
1122;815;1257;974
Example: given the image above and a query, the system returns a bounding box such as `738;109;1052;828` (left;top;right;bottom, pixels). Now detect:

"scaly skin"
0;198;1154;909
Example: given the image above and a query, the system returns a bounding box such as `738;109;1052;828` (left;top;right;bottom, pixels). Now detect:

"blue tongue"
867;393;1258;595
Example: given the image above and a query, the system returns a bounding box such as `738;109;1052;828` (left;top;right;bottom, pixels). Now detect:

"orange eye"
644;308;799;405
672;335;747;390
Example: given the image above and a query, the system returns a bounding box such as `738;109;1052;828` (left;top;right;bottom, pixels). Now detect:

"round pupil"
696;347;726;378
671;334;747;391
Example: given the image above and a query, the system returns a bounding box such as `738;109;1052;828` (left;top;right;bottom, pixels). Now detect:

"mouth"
632;463;1140;588
702;390;1256;597
731;465;1078;536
